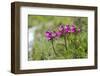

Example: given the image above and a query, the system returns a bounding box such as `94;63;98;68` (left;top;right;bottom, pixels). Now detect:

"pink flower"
65;25;71;33
71;25;76;33
45;31;53;40
56;31;62;37
58;25;65;33
52;31;58;38
45;31;58;40
45;24;81;40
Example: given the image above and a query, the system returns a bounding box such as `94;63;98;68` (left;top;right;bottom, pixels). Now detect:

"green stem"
63;36;67;51
51;40;57;55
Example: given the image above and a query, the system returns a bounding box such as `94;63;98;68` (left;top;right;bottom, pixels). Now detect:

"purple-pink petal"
45;31;53;40
71;25;76;33
52;31;57;38
58;25;65;32
65;25;71;33
56;31;62;37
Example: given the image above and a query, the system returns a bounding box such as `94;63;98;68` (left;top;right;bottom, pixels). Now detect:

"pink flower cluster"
45;24;81;40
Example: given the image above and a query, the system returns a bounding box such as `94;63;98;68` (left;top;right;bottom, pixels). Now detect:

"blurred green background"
28;15;88;60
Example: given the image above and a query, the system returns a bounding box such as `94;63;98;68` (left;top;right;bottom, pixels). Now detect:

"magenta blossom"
45;31;57;40
45;31;53;40
71;25;76;33
58;25;65;33
58;25;66;36
45;24;81;40
52;31;58;38
65;25;71;33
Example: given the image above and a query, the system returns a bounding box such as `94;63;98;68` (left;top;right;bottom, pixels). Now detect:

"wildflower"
58;25;65;33
58;25;67;50
45;24;81;52
65;25;71;33
52;31;58;38
45;31;57;55
56;31;62;37
45;31;53;40
45;31;58;40
71;25;76;33
57;25;66;37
